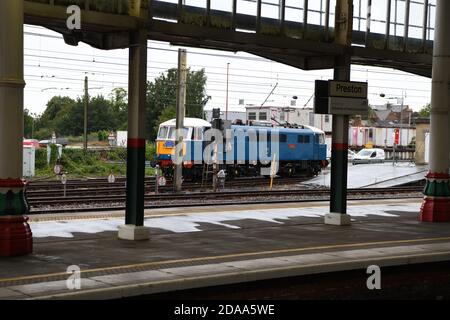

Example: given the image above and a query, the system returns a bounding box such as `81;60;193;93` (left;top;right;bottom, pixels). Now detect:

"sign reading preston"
329;81;368;99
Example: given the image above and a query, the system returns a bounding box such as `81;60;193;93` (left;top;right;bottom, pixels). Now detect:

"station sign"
328;97;369;116
329;81;368;99
314;80;369;116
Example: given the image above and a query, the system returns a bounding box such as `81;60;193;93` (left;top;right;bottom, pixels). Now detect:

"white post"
174;49;187;193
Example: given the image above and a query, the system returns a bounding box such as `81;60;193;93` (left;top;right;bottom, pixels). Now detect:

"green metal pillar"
325;0;352;226
118;28;150;240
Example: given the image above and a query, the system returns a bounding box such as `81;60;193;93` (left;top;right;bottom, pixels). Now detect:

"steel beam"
256;0;262;33
403;0;410;51
303;0;309;38
422;0;429;52
385;0;391;49
365;0;372;46
324;0;331;41
279;0;286;35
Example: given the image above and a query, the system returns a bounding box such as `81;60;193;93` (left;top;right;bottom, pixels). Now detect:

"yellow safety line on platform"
1;234;450;284
36;250;450;300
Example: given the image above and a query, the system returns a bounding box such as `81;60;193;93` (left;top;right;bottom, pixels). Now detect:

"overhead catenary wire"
23;27;431;113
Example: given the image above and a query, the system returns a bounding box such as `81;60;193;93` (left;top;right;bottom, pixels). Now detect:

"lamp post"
281;95;298;126
226;63;230;121
31;113;37;140
380;92;406;164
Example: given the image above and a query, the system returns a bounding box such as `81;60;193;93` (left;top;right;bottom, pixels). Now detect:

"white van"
352;148;385;165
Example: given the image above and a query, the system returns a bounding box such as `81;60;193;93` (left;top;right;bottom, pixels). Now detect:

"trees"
24;109;34;138
32;66;208;141
154;105;176;135
419;103;431;118
109;87;128;130
33;89;128;139
34;96;77;139
146;68;207;140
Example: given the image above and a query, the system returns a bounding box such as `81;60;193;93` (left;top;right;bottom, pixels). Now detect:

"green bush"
35;148;48;170
34;128;53;141
97;130;109;142
33;144;157;179
146;142;156;162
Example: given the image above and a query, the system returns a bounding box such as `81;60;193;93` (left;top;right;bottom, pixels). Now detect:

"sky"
23;0;434;116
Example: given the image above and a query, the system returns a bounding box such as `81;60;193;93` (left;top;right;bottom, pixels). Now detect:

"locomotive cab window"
315;134;325;144
168;127;192;140
280;134;287;143
158;126;169;139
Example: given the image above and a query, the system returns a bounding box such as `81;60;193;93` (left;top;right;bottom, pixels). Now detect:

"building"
244;105;332;133
371;104;413;126
204;109;246;123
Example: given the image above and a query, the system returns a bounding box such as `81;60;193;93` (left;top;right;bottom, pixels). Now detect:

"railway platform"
305;162;428;188
1;198;450;299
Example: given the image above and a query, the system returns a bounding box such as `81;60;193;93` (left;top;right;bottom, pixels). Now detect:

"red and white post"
0;0;33;256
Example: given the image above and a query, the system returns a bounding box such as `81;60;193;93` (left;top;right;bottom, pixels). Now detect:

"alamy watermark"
172;128;281;176
66;5;81;30
366;265;381;290
66;265;81;290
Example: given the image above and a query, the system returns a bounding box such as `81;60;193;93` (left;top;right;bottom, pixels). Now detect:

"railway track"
25;176;308;197
28;186;424;214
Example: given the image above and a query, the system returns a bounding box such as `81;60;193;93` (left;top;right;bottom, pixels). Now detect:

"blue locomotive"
155;117;328;180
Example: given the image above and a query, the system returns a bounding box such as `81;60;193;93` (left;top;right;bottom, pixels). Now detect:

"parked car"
352;148;386;165
38;140;51;147
348;149;356;161
39;138;69;147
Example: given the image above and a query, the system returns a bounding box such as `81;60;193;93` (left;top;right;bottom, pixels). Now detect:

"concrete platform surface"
304;163;427;188
1;198;450;300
